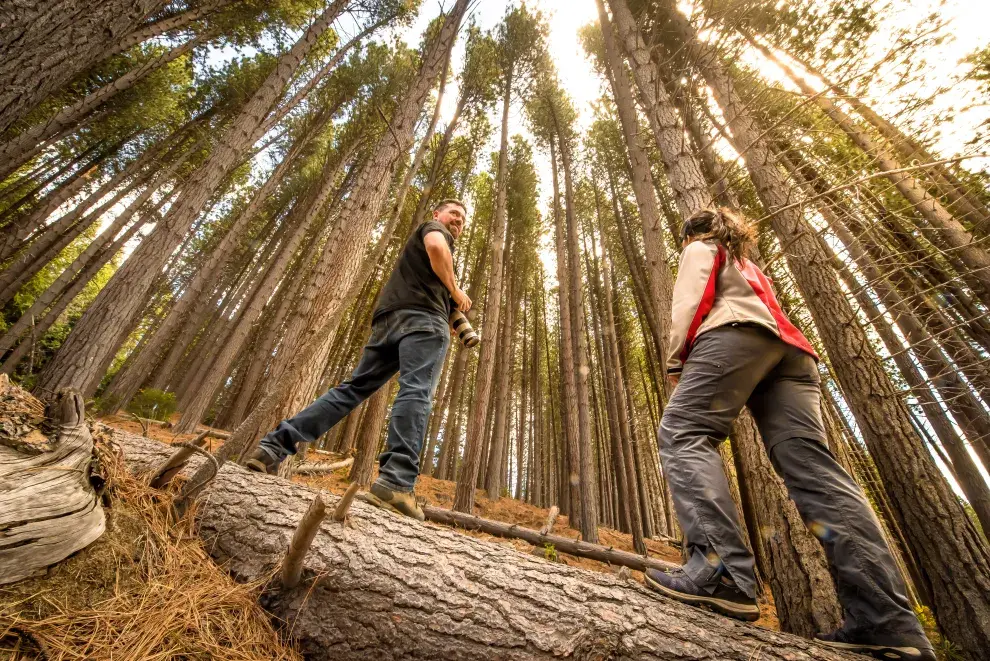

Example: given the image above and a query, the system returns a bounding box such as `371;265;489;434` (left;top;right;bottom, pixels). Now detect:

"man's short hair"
433;198;467;215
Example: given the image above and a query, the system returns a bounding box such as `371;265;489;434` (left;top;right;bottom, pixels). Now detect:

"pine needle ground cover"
0;426;299;661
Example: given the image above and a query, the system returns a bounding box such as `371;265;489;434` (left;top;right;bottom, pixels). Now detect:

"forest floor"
95;413;781;630
0;415;298;660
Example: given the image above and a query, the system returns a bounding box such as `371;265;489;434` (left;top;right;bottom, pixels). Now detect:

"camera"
449;309;479;347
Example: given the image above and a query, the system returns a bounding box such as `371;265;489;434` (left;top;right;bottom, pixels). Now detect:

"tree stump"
111;429;858;660
0;375;105;584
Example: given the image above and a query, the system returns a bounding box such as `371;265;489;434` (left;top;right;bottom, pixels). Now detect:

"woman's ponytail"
681;207;757;263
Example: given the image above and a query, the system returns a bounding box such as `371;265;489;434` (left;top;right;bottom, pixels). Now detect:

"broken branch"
282;494;328;589
148;431;209;489
332;482;361;522
540;505;559;536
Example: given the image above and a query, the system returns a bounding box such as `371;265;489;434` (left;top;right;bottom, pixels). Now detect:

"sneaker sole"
358;491;425;521
644;573;760;621
244;459;271;474
818;640;934;661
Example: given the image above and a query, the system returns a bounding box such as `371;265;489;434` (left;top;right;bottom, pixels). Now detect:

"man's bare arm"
424;231;471;312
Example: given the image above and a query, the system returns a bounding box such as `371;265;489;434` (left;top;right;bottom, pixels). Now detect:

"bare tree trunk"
730;415;843;637
596;0;674;348
547;135;582;524
0;32;212;182
454;70;513;514
556;125;599;544
0;0;166;134
114;431;860;661
33;1;348;399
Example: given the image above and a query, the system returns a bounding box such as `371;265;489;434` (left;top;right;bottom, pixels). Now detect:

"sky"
394;0;990;198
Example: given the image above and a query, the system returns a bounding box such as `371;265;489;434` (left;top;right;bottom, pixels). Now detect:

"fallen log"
0;377;105;584
111;430;856;661
294;458;354;475
424;506;679;575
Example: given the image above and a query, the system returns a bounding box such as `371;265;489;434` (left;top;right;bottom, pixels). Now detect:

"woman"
645;208;933;661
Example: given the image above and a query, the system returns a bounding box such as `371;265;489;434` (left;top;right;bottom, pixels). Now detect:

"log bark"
0;376;105;584
111;430;858;660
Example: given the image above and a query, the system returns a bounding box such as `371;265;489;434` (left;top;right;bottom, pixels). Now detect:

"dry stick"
294;457;354;475
423;506;678;574
332;482;361;522
196;429;230;440
540;505;560;536
148;431;209;489
282;494;328;589
172;445;220;507
129;412;149;436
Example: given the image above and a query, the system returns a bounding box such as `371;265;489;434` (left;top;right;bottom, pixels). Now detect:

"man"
644;208;934;661
245;199;471;521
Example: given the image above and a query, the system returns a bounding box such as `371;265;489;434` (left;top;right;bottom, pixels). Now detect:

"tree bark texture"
596;0;674;349
606;0;715;220
454;73;513;514
0;0;166;134
112;429;858;661
729;416;842;638
32;1;348;399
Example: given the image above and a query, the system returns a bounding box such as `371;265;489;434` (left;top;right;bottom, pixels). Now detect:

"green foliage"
495;4;550;95
543;543;558;563
127;388;178;422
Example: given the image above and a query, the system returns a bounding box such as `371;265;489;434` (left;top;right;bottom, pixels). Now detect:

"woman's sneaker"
644;568;760;621
358;482;425;521
815;629;935;661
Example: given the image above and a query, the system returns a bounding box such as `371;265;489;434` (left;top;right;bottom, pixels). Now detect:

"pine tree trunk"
32;2;348;399
606;0;714;218
348;379;396;487
0;0;166;134
730;415;843;637
547;135;582;524
454;72;514;514
0;32;211;182
596;0;674;348
100;106;343;414
748;36;990;309
484;271;519;501
780;46;990;233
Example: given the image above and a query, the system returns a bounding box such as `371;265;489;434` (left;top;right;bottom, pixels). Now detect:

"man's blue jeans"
259;308;450;492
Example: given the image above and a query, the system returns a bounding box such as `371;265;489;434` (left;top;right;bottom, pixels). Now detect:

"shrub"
127;388;177;422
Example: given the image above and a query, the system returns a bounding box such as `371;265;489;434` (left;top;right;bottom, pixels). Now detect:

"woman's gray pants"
660;324;921;636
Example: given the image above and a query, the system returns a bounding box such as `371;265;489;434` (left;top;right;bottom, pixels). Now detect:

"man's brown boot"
360;482;425;521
